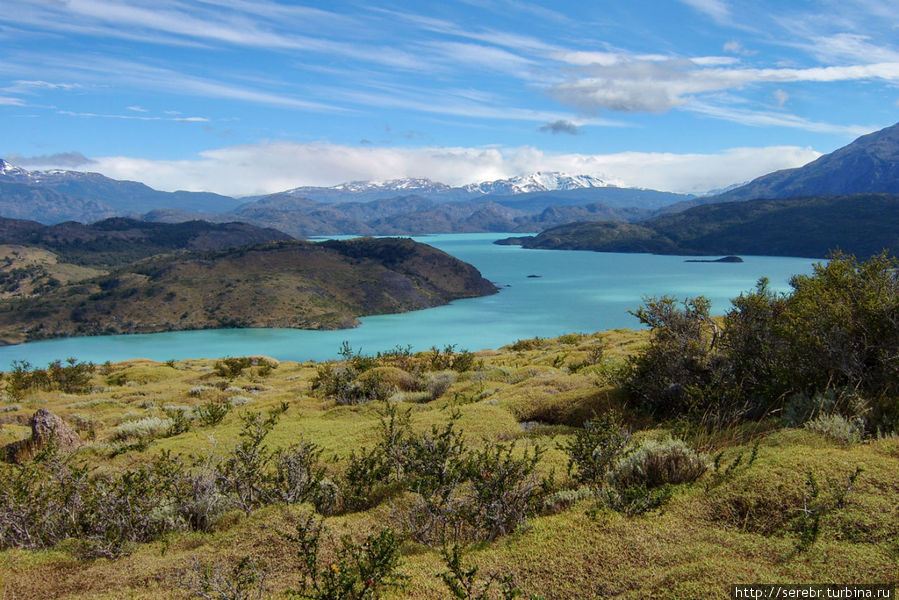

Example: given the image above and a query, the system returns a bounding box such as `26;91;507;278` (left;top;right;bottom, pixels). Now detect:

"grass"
1;329;896;599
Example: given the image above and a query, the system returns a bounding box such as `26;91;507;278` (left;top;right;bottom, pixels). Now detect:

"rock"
2;409;79;463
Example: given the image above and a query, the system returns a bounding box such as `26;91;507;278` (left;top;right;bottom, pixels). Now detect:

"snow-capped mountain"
283;178;457;202
331;178;454;194
279;172;615;203
462;172;612;195
0;159;32;180
0;159;242;223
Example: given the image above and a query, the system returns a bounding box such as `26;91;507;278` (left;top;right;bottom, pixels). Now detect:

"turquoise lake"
0;233;819;366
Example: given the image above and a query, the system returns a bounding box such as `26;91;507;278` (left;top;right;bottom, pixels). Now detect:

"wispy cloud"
329;83;628;127
2;0;429;71
57;109;211;123
677;0;731;24
687;101;872;135
4;53;350;114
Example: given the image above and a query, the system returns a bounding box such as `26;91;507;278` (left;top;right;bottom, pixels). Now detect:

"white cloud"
773;89;789;107
56;109;210;123
549;58;899;115
687;101;871;135
803;33;899;64
81;141;822;197
723;41;745;54
0;97;25;106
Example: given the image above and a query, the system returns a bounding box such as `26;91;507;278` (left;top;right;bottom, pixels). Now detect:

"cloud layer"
69;142;821;197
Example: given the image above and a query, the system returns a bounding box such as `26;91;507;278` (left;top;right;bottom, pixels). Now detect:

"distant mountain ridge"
670;121;899;211
0;161;691;228
278;171;619;204
0;159;243;220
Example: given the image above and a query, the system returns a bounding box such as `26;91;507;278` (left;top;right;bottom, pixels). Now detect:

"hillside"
502;194;899;258
0;319;895;599
0;216;294;266
667;121;899;213
0;237;498;344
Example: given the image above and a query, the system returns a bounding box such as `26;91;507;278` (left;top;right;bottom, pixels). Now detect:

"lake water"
0;233;818;365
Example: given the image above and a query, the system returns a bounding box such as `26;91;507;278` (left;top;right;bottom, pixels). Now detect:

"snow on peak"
331;178;451;193
0;159;32;179
463;172;611;195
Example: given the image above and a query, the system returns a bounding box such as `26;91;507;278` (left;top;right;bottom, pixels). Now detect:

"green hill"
0;237;497;345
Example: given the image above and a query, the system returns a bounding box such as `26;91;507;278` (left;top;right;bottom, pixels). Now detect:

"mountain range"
500;121;899;259
0;162;692;233
0;160;242;221
663;121;899;213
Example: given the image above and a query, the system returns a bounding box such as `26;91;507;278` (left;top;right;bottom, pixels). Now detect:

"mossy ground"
1;329;896;599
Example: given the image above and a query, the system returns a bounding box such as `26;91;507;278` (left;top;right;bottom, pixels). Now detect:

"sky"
2;0;898;197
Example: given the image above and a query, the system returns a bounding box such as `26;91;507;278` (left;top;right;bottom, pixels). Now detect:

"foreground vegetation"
1;254;897;599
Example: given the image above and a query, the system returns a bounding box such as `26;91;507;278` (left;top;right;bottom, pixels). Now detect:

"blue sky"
2;0;898;196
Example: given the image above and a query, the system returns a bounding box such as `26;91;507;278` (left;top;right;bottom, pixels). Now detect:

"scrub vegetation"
0;254;897;599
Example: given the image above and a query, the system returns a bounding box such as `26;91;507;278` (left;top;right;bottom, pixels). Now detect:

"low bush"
4;358;95;400
112;416;173;441
609;437;708;490
214;357;253;380
180;556;269;600
804;413;865;445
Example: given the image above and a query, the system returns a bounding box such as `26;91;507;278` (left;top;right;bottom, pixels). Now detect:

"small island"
685;256;744;263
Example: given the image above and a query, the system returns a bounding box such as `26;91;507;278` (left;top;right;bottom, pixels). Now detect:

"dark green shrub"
214;357;253;380
4;358;95;399
462;442;547;541
602;482;674;517
438;544;543;600
792;467;862;552
626;296;718;418
393;413;469;545
286;515;406;600
273;440;330;509
164;407;193;437
561;411;629;485
196;398;230;427
340;445;394;512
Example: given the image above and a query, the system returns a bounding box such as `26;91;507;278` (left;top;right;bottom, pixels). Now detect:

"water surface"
0;234;818;365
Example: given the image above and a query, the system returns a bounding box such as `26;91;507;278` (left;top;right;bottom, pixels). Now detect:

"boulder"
2;409;79;463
